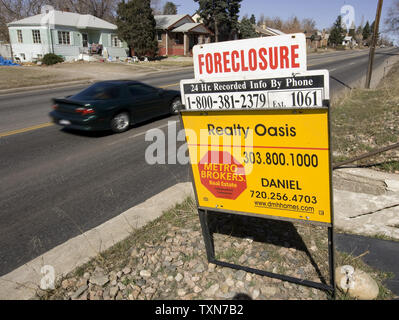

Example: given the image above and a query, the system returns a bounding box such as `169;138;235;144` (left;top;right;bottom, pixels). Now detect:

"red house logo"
198;151;247;200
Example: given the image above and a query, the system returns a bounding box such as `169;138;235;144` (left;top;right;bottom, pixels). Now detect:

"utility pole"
365;0;383;89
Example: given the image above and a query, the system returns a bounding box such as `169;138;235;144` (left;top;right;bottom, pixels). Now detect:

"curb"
0;182;194;300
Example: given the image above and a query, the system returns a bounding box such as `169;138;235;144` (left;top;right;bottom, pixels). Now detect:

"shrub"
42;53;64;65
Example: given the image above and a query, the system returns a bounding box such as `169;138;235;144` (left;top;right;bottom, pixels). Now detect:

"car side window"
128;84;157;98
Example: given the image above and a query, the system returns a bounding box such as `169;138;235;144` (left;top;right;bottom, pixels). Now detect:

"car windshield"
71;83;121;100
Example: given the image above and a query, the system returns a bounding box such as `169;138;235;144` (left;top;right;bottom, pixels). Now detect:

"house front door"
82;33;88;47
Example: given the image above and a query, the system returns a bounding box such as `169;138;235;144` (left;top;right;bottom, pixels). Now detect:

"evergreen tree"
239;17;258;39
116;0;158;57
356;25;363;37
362;21;371;41
328;15;345;47
194;0;242;42
249;14;256;25
385;0;399;34
227;0;242;40
163;2;177;15
370;21;380;42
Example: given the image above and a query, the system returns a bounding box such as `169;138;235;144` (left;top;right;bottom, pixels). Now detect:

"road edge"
0;182;194;300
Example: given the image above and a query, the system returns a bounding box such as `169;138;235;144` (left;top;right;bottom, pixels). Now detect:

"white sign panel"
180;70;329;111
193;33;307;81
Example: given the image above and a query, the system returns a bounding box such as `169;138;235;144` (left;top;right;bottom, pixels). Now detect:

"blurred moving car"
49;80;182;133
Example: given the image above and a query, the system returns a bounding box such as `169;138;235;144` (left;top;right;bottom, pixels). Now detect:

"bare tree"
302;18;316;34
0;0;47;41
150;0;162;15
385;0;399;34
256;15;317;34
47;0;118;20
163;1;177;15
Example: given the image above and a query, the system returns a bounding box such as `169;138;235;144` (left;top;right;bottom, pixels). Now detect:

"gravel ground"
36;198;391;300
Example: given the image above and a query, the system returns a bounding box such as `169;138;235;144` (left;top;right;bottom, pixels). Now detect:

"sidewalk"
332;167;399;297
333;167;399;239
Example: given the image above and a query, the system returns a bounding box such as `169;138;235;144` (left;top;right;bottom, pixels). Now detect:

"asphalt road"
1;47;398;276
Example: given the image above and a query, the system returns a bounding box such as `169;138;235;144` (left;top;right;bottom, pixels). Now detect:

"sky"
172;0;397;41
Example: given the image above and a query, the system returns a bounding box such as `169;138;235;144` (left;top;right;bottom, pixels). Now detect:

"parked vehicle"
49;80;182;133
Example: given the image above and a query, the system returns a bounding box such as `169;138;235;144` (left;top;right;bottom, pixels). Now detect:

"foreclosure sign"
193;33;307;81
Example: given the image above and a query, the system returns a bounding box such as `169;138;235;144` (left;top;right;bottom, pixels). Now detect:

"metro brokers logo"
199;151;247;200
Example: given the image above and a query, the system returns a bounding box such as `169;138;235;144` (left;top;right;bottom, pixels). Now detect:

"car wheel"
170;97;182;115
110;112;130;133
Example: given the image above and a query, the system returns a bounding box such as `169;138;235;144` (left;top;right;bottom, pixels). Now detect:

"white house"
342;35;357;47
7;7;128;62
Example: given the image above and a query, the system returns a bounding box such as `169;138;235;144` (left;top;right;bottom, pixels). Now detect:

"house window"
58;31;71;45
32;30;41;44
17;30;23;43
112;35;121;47
174;33;183;45
157;31;162;41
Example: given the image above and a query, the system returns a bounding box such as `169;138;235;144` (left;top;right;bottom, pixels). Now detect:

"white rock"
167;276;174;282
175;273;183;282
335;265;355;291
89;275;109;287
252;289;260;299
348;270;379;300
122;267;131;275
140;270;151;278
235;281;244;289
225;278;235;287
336;266;379;300
177;289;186;296
194;286;202;293
261;286;277;297
109;286;118;298
204;284;219;297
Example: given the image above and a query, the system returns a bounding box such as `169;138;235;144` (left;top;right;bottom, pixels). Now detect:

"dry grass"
331;61;399;172
0;65;90;89
0;58;193;90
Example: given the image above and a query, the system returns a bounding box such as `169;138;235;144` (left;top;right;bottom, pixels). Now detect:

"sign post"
180;34;335;296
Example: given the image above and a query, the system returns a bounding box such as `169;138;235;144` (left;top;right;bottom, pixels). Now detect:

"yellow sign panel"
181;109;332;225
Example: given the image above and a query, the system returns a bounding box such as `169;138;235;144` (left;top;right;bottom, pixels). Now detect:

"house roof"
155;14;212;35
154;15;188;30
254;25;285;36
7;10;116;30
171;23;201;32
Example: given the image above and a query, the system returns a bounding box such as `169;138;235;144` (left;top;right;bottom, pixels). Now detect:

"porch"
158;22;212;57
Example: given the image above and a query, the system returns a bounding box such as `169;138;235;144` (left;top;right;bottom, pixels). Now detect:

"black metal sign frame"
197;208;335;296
